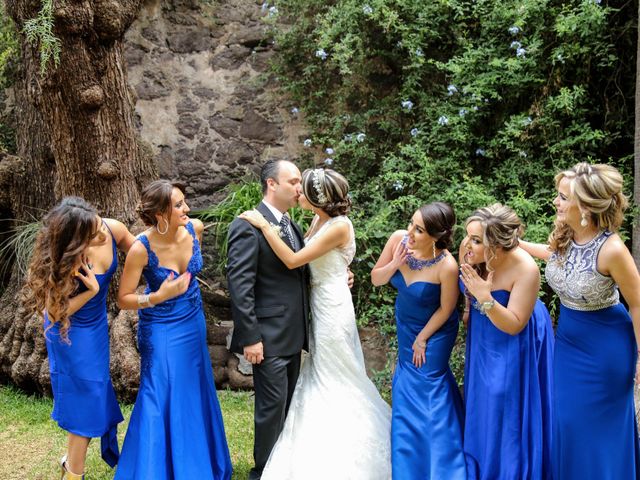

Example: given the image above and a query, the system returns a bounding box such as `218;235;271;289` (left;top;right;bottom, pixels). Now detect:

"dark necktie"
279;215;297;250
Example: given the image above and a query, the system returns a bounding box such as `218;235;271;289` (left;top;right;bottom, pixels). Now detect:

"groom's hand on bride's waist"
244;342;264;364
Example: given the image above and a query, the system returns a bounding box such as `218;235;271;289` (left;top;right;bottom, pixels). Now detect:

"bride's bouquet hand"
239;210;269;229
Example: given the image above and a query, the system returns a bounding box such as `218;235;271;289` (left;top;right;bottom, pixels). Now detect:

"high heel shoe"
59;455;85;479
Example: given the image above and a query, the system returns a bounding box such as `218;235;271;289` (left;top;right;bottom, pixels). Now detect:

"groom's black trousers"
250;353;301;479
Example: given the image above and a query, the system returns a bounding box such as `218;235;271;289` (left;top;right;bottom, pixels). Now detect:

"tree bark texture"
0;0;153;401
634;2;640;269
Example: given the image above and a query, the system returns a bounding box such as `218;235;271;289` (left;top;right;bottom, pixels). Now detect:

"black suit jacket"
227;202;309;356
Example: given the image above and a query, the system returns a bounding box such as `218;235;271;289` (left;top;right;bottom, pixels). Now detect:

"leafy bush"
0;4;18;153
257;0;636;384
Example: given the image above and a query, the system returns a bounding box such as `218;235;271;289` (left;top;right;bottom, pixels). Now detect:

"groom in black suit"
227;159;309;480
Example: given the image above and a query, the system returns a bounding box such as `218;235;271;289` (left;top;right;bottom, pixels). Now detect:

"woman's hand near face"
371;231;408;286
459;264;493;303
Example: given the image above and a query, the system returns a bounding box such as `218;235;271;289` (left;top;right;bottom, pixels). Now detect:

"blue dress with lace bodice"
390;270;466;480
115;222;232;480
462;287;554;480
44;223;122;467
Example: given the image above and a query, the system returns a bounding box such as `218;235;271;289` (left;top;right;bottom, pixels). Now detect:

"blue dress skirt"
463;289;553;480
390;271;466;480
115;222;232;480
44;227;122;467
553;303;640;479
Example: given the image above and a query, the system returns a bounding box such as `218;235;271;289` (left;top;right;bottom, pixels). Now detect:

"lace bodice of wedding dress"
261;215;391;480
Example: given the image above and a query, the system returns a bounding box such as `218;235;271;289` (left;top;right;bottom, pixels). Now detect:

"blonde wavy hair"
549;162;628;257
23;197;101;342
464;203;524;277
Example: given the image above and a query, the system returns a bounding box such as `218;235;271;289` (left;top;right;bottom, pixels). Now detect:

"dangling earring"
432;242;437;259
580;212;588;228
156;217;169;235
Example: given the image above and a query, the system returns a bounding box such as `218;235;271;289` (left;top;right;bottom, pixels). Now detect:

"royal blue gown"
390;270;466;480
44;224;123;467
115;222;232;480
463;288;553;480
546;231;640;479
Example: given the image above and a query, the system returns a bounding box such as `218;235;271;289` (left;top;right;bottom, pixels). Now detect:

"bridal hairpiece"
312;169;328;204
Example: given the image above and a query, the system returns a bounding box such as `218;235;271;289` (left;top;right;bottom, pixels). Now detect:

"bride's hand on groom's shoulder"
239;210;269;229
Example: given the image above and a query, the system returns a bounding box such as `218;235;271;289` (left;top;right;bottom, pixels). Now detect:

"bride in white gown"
240;168;391;480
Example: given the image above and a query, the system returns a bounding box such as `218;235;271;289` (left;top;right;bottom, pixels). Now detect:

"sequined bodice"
305;216;355;286
545;231;619;311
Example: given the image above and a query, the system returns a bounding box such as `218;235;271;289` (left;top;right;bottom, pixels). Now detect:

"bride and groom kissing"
226;159;392;479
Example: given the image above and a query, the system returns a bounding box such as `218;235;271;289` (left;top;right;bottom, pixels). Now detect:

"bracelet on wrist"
137;293;155;308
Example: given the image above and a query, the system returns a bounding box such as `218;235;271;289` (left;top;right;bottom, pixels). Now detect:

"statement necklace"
406;251;446;271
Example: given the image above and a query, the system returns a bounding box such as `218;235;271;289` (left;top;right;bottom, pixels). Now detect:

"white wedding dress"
262;216;392;480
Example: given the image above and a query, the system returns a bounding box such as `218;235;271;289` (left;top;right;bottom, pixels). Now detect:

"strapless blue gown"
554;303;640;479
115;222;232;480
44;225;122;467
463;289;553;480
390;271;466;480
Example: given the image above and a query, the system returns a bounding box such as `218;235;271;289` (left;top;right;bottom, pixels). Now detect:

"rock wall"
124;0;305;209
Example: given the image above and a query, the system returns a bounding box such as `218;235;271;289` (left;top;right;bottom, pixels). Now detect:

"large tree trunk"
0;0;153;400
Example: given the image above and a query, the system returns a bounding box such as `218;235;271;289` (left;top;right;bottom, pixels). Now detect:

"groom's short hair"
261;159;293;194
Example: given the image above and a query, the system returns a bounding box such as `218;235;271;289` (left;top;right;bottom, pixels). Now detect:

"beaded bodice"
545;231;619;311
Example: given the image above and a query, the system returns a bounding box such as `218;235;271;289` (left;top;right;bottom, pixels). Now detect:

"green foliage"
0;5;18;90
261;0;636;383
23;0;61;75
0;220;41;279
0;5;18;153
0;385;254;479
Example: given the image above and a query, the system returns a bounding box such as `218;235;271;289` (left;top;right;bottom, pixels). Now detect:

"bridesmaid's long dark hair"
23;197;101;342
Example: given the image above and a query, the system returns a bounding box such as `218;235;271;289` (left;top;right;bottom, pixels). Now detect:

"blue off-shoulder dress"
390;270;466;480
115;222;232;480
462;286;554;480
44;222;123;467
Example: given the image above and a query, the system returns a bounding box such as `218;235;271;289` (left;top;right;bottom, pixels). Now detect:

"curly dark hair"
302;168;351;217
23;197;101;342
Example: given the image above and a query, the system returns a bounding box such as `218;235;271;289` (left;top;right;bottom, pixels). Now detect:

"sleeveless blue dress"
44;222;123;467
390;270;466;480
115;222;232;480
462;286;554;480
546;231;640;479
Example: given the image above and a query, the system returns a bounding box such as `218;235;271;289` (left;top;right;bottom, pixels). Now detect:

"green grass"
0;384;254;479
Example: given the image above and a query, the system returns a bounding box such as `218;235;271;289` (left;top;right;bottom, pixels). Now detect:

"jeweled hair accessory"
312;169;328;204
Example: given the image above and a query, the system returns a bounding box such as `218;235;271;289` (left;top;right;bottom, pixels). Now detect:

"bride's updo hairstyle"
136;179;186;227
549;162;628;257
302;168;352;217
418;202;456;250
464;203;524;273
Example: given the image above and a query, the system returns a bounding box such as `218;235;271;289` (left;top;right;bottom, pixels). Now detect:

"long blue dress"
115;222;232;480
390;270;466;480
546;231;640;479
463;287;553;480
44;223;123;467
